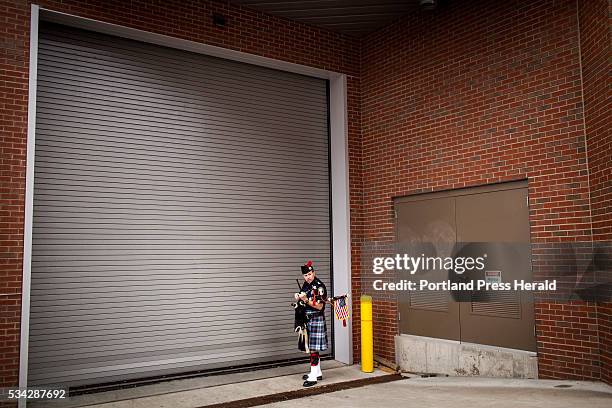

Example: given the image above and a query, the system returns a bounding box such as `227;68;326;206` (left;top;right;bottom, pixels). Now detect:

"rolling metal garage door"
29;22;331;387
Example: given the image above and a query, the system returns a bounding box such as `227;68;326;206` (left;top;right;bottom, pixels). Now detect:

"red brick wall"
579;0;611;242
578;0;612;385
535;301;600;380
598;302;612;384
0;0;361;399
360;0;601;378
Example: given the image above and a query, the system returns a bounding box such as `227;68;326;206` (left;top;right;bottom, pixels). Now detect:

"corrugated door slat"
29;22;331;387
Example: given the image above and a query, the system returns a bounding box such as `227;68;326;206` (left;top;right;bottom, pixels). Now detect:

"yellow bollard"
360;295;374;373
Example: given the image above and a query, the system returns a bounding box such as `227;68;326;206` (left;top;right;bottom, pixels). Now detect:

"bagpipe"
292;279;350;353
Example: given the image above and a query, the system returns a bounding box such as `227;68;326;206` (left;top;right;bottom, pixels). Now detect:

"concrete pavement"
30;361;372;408
29;364;612;408
267;375;612;408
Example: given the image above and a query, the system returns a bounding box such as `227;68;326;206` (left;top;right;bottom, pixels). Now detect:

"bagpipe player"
294;260;328;387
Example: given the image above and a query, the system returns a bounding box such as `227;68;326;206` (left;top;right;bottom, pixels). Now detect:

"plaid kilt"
306;312;328;352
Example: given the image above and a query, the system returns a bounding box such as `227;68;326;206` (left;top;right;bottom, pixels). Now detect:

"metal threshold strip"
68;356;318;396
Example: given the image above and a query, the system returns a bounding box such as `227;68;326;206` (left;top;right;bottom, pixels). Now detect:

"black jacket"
300;277;327;313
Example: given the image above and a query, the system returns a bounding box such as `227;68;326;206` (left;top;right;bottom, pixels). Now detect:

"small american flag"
334;296;350;327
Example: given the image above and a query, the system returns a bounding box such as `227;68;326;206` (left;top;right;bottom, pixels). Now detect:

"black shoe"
303;380;317;387
302;374;323;380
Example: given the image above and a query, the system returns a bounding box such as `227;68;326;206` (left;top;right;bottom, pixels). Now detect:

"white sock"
306;364;318;382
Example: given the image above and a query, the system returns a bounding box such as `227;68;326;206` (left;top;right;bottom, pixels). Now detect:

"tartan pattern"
306;312;328;352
